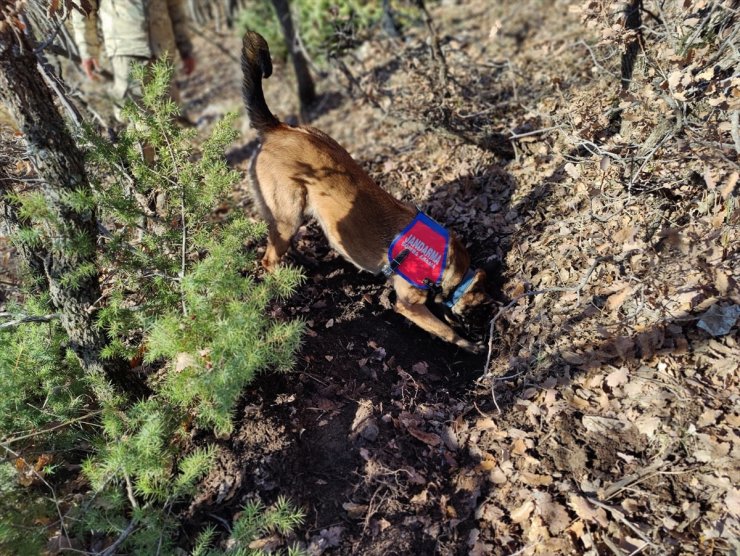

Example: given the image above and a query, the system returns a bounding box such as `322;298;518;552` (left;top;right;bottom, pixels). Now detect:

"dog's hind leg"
261;184;307;270
392;276;480;353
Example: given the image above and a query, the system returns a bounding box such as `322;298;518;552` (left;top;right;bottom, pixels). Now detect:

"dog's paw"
458;339;484;354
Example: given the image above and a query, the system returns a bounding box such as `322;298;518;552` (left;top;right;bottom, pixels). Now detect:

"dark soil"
2;0;738;554
173;1;740;553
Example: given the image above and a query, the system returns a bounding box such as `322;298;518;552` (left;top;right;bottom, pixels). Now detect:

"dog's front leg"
392;277;479;353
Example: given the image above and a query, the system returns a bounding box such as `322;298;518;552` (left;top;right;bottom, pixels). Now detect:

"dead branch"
415;0;449;86
510;125;564;140
1;410;103;445
0;312;60;330
97;519;138;556
588;497;657;549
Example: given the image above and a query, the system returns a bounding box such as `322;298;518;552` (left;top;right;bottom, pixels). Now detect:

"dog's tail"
241;30;280;133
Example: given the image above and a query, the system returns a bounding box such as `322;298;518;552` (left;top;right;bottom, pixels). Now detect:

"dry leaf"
407;426;442;446
533;491;570;535
411;490;428;505
668;70;682;89
475;417;497;431
726;488;740;518
510;499;535;524
412;361;429;375
564;163;581;179
342;502;368;519
697;409;722;428
635;416;661;438
605;367;629;387
719;171;738;200
511;437;528;455
582;415;631;434
174;352;196;372
568;495;608;527
562;351;585;365
519;471;553;486
604;285;633;313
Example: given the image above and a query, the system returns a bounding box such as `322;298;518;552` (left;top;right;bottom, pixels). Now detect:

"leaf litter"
2;0;734;553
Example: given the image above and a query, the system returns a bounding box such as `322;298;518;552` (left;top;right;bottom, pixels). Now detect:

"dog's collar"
444;268;476;308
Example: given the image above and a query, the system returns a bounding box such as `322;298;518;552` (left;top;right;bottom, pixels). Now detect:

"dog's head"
447;269;493;337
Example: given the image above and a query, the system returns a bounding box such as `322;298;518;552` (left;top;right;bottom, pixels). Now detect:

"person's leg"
109;55;149;121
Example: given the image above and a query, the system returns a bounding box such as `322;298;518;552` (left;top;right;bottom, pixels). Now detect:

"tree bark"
0;25;133;402
270;0;316;113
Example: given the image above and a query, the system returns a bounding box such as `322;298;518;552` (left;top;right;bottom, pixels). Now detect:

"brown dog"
241;31;490;352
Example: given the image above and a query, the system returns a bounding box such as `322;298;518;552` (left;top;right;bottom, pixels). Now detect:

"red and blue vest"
387;212;449;289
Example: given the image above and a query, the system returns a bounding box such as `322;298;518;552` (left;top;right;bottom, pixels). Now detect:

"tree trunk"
270;0;316;113
0;25;133;402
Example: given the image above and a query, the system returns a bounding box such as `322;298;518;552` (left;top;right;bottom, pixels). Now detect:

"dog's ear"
470;268;487;291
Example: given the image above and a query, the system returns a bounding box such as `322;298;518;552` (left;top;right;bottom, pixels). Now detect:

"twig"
484;257;604;374
124;473;139;509
206;512;233;533
731;111;740;155
507;59;519;102
601;459;668;500
588;498;657;548
180;187;188;317
330;57;384;112
628;131;673;195
0;442;70;549
97;519;138;556
576;39;620;78
1;410;103;445
482;257;605;412
415;0;449;86
509;125;563;140
0;313;60;330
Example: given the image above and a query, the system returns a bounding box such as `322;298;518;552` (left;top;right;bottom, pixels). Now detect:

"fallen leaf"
604;285;633;313
533;491;570;535
697;304;740;337
582;415;631;434
342;502;368;519
605;367;629;388
719;171;738;200
726;488;740;518
510;499;535;524
568;495;608;527
411;490;428;505
174;352;196;373
635;416;661;438
412;361;429;375
562;351;585;365
475;417;497;431
697;409;722;428
564;162;581;179
407;426;442;446
668;70;682;89
519;471;553;486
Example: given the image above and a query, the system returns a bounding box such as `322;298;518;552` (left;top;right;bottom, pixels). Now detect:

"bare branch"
0;313;60;330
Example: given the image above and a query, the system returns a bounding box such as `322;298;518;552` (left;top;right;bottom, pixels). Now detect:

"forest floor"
166;1;740;554
2;0;739;554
